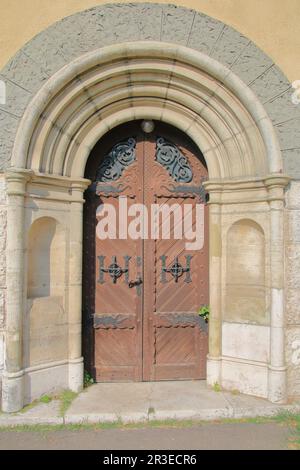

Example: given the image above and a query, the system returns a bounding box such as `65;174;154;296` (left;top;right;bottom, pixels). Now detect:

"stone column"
68;179;90;392
2;169;32;412
204;184;222;386
266;175;289;403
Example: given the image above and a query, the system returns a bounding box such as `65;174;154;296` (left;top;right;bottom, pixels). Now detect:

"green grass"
18;395;53;414
0;412;299;434
40;395;52;404
59;390;78;417
212;382;222;392
12;390;76;417
0;419;206;433
1;405;300;449
18;400;40;414
270;411;300;449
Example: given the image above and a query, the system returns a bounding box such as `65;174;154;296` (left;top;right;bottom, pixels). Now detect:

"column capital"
5;168;33;196
264;173;291;189
265;174;290;206
71;178;91;194
70;178;92;203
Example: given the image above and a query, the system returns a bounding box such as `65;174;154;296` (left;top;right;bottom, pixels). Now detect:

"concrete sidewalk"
0;381;299;426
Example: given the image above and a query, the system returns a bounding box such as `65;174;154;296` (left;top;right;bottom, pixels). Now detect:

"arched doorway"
0;36;290;411
83;121;209;381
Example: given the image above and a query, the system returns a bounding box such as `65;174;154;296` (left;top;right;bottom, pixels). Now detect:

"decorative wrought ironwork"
156;137;193;183
96;137;136;182
166;183;207;203
98;255;130;284
160;255;193;283
96;183;130;194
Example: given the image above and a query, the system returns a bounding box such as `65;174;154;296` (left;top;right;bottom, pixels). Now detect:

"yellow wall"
0;0;299;81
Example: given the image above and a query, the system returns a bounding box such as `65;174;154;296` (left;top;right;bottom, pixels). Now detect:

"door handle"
128;276;143;288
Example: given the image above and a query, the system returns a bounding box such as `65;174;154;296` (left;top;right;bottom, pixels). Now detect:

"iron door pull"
128;276;143;288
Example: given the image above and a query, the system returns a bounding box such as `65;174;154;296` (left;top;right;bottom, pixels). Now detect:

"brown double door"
83;122;208;382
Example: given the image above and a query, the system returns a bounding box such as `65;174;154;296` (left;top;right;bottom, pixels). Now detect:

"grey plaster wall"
0;177;6;388
285;181;300;397
0;3;299;176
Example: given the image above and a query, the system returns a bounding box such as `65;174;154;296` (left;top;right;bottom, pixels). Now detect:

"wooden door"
83;122;208;382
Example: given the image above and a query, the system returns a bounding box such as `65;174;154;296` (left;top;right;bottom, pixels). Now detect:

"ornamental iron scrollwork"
160;255;192;283
96;183;130;195
165;182;208;203
156;137;193;183
96;138;136;182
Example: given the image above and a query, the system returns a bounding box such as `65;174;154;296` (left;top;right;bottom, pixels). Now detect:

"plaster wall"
0;0;299;82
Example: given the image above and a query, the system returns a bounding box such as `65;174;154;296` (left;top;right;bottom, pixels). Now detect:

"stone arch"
0;3;293;412
11;42;277;179
0;3;298;176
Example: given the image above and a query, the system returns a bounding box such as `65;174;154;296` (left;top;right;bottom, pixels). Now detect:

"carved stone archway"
1;40;290;412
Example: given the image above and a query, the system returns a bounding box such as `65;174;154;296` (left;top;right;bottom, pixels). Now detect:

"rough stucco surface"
285;181;300;397
0;178;6;385
0;178;6;327
0;3;299;176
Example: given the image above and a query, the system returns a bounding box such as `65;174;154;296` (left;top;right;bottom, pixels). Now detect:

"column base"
68;357;84;393
1;371;24;413
206;356;222;387
268;366;287;404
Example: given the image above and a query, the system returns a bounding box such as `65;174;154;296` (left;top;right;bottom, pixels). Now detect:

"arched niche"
25;216;68;376
225;219;267;324
27;216;66;299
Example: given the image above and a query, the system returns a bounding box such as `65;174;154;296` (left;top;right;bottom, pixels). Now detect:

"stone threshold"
0;381;299;426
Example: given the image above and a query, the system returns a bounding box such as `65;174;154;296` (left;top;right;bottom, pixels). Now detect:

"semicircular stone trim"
0;2;299;176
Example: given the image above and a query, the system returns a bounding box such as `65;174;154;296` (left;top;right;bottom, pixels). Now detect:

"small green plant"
198;305;209;323
40;395;52;404
84;370;94;388
212;382;222;392
19;394;53;413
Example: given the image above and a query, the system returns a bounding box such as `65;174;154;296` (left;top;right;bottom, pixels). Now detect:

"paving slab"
221;390;296;419
65;382;153;424
148;381;231;421
65;381;300;424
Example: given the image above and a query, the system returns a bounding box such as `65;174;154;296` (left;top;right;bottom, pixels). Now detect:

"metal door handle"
128;276;143;288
